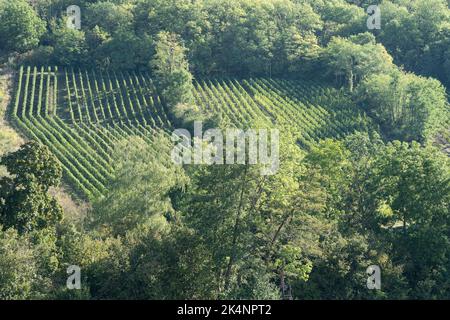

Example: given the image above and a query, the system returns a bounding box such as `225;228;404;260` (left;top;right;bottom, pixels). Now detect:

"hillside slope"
11;66;373;199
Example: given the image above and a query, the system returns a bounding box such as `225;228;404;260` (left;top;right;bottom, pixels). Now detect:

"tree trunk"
264;212;293;263
348;68;354;92
224;166;248;290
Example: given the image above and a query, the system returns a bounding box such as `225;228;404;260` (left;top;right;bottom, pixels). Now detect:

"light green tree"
151;31;194;110
0;228;39;299
324;35;393;91
92;135;187;236
358;70;448;142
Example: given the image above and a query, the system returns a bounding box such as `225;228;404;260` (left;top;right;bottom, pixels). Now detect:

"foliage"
151;31;194;111
377;0;450;87
0;228;40;299
51;21;88;66
0;0;46;53
0;142;63;233
323;34;394;92
358;70;449;142
92;135;187;235
1;0;450;301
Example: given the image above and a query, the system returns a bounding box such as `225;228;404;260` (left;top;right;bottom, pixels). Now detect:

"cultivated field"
11;66;371;199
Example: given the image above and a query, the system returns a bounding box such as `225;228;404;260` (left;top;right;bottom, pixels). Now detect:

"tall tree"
151;31;194;111
367;141;450;298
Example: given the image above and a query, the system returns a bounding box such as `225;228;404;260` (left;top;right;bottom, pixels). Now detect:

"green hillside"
10;66;373;199
1;0;450;302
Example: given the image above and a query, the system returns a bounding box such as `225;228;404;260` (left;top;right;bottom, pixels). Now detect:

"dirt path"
1;65;14;122
0;65;25;155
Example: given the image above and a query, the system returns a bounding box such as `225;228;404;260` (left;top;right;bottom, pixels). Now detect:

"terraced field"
11;66;371;199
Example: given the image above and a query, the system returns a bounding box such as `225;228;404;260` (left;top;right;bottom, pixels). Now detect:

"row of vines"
12;66;172;199
193;78;372;149
11;66;371;199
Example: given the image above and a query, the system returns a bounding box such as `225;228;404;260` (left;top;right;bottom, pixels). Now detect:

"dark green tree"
0;0;46;53
0;142;63;233
51;20;88;66
368;142;450;298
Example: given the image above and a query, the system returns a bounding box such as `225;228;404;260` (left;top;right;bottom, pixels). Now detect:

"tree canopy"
0;0;46;53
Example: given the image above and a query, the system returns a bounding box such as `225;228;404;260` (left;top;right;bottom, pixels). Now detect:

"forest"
0;0;449;300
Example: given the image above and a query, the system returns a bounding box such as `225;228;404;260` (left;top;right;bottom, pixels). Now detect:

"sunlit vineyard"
11;66;172;199
193;78;372;148
11;66;371;199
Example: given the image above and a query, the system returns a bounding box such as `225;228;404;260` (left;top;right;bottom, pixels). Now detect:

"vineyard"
11;66;172;199
11;66;371;199
193;78;371;148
